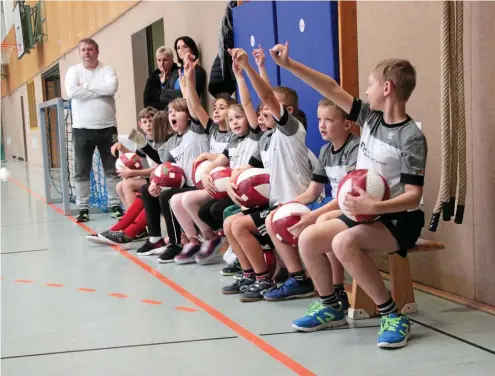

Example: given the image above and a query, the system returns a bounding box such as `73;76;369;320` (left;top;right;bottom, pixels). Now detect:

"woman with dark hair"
143;47;178;110
159;36;206;105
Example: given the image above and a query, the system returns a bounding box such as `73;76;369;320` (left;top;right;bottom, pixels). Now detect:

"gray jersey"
157;120;210;186
348;99;427;199
222;127;262;168
249;104;313;206
312;134;360;197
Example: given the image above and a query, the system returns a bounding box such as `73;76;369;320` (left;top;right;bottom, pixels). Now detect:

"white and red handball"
337;169;390;222
209;166;233;200
234;168;270;208
271;202;311;246
192;160;213;189
151;162;186;189
115;153;143;172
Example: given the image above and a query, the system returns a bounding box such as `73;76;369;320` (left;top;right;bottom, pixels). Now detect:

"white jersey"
249;104;313;206
223;127;262;168
157;121;210;186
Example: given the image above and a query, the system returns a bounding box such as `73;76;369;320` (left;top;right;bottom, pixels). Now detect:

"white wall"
1;0;15;42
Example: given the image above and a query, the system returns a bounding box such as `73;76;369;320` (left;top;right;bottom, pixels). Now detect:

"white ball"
0;167;11;182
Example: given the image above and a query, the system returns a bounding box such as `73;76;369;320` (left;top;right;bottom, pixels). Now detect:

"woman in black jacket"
143;47;178;110
159;36;206;106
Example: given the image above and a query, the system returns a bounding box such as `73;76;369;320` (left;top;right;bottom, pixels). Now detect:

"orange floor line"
8;176;316;376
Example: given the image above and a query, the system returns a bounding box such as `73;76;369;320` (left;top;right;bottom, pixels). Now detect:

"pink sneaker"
195;237;223;265
174;243;201;265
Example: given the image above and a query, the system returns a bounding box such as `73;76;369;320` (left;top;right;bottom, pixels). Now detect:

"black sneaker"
98;231;134;247
221;276;255;295
133;230;149;242
86;230;111;244
76;209;89;222
136;239;167;256
240;279;275;302
157;244;183;263
110;206;124;219
233;271;244;280
221;259;241;276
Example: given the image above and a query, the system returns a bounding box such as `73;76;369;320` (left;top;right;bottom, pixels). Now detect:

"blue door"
275;1;340;155
232;1;279;108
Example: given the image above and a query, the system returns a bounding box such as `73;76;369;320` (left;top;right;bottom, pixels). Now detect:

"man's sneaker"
110;206;124;219
195;237;223;265
221;276;255;295
292;301;347;332
86;229;112;244
136;239;167;257
239;279;275;302
337;291;350;312
157;244;183;263
174;243;202;265
377;313;411;348
97;231;134;248
133;230;149;242
220;259;241;276
76;209;89;223
264;277;316;302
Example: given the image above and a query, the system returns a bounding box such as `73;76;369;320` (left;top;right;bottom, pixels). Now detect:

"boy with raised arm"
271;42;427;348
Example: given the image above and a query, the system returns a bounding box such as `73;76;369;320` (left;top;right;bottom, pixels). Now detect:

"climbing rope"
454;0;466;224
429;0;466;231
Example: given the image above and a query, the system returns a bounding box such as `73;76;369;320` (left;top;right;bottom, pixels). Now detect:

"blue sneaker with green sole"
377;313;411;348
292;301;347;332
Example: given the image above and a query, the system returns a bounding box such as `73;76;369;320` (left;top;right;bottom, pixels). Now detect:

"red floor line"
8;176;315;376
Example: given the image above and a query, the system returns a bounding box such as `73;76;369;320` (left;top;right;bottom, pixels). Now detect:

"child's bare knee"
169;194;182;210
332;231;357;262
223;215;237;236
298;226;316;255
231;218;245;238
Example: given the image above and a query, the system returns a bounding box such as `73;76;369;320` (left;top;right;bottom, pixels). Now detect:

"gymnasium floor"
1;160;495;375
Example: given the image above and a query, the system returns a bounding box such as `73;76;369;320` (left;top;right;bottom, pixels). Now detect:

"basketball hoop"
1;43;17;79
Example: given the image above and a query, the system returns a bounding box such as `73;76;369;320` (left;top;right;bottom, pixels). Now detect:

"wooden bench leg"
348;279;378;320
389;253;417;315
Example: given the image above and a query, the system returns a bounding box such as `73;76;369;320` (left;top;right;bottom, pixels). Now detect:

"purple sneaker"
195;237;223;265
174;243;202;265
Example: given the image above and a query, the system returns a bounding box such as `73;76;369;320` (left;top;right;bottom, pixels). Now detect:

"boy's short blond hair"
168;98;189;115
273;86;299;110
318;98;347;119
372;59;416;101
138;106;158;120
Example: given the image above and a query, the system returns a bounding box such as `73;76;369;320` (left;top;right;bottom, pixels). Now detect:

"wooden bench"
347;239;445;320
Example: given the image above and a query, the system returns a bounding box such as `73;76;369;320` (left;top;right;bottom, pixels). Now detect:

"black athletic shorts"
242;205;275;251
338;209;425;257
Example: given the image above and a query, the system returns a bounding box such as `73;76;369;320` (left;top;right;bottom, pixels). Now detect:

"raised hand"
253;45;266;68
183;53;197;80
270;41;290;68
228;48;249;69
